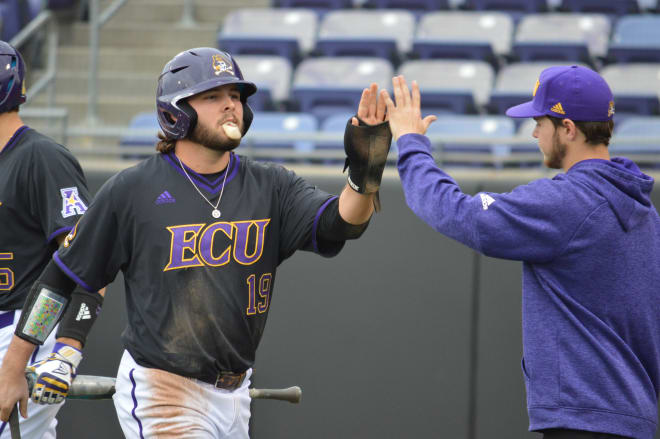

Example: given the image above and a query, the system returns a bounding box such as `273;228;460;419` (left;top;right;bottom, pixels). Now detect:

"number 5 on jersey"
246;273;272;315
0;252;14;292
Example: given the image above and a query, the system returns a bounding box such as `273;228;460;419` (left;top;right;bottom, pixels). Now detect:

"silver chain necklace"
176;155;229;219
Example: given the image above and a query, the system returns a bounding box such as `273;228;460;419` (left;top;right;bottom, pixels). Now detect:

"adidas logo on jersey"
155;191;176;205
76;303;91;321
480;193;496;210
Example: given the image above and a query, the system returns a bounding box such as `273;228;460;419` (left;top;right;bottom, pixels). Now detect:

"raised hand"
381;75;437;140
352;83;388;127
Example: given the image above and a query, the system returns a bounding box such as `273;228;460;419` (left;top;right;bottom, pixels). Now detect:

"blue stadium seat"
315;10;415;64
612;116;660;159
292;57;393;122
120;112;160;146
317;112;353;150
245;112;318;154
608;15;660;63
601;64;660;115
560;0;639;15
398;60;494;114
272;0;353;10
364;0;450;11
0;0;22;41
119;112;160;159
465;0;547;13
512;14;609;64
426;115;518;166
233;55;293;111
218;9;318;65
412;11;513;65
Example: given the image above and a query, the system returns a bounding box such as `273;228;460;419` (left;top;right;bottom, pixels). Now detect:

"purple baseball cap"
506;65;615;122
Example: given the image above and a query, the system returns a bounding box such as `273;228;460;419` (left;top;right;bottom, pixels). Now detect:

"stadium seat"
315;10;415;64
398;60;494;114
292;57;393;121
560;0;639;15
412;11;513;65
317;112;353;151
489;61;589;114
244;112;318;154
612;116;660;156
607;15;660;63
425;115;518;166
119;112;160;158
601;64;660;115
0;0;22;41
233;55;293;111
512;14;610;64
218;9;317;64
272;0;353;11
465;0;547;13
363;0;450;11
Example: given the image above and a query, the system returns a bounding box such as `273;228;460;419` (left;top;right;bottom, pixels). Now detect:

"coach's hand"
26;342;82;404
382;75;436;141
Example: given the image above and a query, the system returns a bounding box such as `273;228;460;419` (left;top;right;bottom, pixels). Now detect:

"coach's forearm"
338;184;375;224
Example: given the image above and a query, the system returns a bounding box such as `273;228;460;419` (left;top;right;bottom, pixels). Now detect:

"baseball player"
0;41;103;438
383;69;660;439
0;47;391;438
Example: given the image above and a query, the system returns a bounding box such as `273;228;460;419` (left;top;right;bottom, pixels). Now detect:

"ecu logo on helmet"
212;54;235;77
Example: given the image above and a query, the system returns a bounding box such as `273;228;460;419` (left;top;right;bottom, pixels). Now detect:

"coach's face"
187;84;244;152
533;116;566;170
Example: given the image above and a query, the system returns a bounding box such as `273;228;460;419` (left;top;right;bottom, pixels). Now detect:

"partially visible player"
383;68;660;439
0;48;391;438
0;41;101;438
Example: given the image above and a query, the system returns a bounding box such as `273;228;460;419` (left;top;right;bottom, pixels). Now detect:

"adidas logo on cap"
550;102;565;115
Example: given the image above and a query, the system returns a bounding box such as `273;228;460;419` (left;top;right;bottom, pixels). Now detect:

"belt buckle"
215;372;244;390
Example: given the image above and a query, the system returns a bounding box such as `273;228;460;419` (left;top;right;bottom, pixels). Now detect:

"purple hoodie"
397;134;660;439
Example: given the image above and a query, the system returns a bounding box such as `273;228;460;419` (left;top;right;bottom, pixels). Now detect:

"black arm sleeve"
317;198;369;242
40;259;77;293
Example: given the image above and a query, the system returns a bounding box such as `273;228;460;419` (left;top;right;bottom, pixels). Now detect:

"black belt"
199;370;247;391
0;310;15;330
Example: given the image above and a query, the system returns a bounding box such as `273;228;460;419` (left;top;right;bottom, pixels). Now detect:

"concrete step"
104;0;268;25
55;71;157;97
69;22;218;49
31;93;153;125
57;46;174;73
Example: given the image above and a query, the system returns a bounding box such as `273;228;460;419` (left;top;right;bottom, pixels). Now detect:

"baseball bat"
26;373;302;403
9;405;20;439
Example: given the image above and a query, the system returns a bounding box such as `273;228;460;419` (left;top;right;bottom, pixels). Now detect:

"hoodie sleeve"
396;134;587;263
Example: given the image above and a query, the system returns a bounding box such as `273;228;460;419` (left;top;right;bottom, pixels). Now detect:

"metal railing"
10;9;58;107
86;0;130;125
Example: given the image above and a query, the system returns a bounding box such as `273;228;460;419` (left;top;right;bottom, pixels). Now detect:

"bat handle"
249;386;302;403
9;405;21;439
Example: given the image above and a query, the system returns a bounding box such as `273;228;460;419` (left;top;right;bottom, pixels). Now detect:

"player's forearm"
338;184;375;225
1;336;36;374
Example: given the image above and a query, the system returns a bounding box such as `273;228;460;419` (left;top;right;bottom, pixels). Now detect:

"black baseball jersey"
0;126;89;310
56;152;344;380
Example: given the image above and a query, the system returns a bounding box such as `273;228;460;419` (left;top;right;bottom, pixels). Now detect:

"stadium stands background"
4;0;660;437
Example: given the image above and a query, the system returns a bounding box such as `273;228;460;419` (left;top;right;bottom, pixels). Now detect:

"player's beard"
190;119;242;152
544;129;567;170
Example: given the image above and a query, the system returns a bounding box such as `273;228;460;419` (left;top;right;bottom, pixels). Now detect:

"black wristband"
55;288;103;347
343;116;392;212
